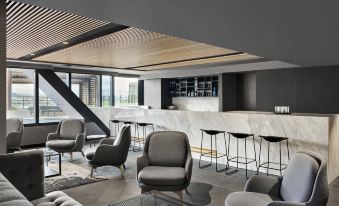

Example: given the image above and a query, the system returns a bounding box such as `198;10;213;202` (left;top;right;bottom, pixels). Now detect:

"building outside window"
115;77;138;106
55;72;69;86
6;68;35;124
71;73;100;107
102;75;112;107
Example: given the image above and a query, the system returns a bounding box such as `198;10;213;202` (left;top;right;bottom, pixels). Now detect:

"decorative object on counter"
167;105;177;110
226;132;257;179
257;135;290;176
199;129;228;172
274;106;290;114
169;75;218;98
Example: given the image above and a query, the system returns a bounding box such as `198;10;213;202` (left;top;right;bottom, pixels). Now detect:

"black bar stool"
226;132;257;178
134;122;154;152
110;120;121;137
257;135;290;176
199;129;228;172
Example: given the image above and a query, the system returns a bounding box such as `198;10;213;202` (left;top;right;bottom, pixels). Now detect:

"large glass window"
102;75;112;107
71;73;100;107
6;68;35;124
38;75;70;123
56;72;69;86
114;77;138;106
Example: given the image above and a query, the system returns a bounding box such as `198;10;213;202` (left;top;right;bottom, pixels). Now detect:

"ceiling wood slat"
6;0;109;59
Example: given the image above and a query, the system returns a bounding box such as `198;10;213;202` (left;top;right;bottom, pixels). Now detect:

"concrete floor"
63;144;339;206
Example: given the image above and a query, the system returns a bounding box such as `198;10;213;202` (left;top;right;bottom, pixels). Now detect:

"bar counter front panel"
91;107;339;183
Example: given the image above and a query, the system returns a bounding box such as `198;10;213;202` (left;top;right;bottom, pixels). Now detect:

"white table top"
87;135;106;140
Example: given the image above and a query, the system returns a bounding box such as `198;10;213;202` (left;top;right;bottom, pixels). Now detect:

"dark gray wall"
256;66;339;114
219;73;238;111
237;72;257;111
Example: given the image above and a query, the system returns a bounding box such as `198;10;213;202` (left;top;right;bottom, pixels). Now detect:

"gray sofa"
0;150;82;206
85;125;131;177
6;118;23;153
137;131;193;200
225;150;329;206
46;119;86;159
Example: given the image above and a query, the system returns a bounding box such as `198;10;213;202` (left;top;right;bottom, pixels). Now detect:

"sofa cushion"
225;192;279;206
138;166;186;186
0;173;32;206
31;191;82;206
46;140;75;149
280;152;319;203
60;119;84;140
148;131;187;167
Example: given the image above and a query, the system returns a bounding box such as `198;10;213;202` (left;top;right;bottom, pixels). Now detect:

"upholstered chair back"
113;125;130;146
145;131;188;167
280;151;328;205
59;119;85;140
6;118;22;134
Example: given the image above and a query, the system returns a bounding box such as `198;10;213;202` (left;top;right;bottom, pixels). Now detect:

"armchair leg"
80;150;85;157
119;164;125;177
123;164;126;169
175;190;183;202
90;167;95;177
70;152;73;161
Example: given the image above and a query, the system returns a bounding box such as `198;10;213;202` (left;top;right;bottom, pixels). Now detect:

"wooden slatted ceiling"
34;27;259;71
6;0;109;59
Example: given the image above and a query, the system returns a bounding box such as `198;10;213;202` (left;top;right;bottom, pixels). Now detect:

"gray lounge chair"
137;131;193;200
225;150;329;206
46;119;86;159
85;125;131;177
6;118;23;153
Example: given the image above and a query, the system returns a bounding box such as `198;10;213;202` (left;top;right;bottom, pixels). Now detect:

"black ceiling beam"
19;23;129;60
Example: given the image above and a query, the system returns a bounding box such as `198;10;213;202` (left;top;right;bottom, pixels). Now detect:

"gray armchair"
46;119;86;159
225;151;329;206
137;131;193;200
6;118;23;153
85;125;131;177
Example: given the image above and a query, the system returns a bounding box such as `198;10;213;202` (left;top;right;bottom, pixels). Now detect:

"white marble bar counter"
91;107;339;183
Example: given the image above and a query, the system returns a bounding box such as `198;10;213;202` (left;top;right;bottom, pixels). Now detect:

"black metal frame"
198;129;228;173
226;133;258;178
257;136;290;176
45;152;61;178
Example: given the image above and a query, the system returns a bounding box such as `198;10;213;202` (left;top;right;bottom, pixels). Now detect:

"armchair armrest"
6;131;22;148
185;152;193;183
0;150;44;201
245;175;282;197
137;155;149;176
267;202;306;206
99;138;115;145
91;144;122;165
47;132;60;141
74;133;86;150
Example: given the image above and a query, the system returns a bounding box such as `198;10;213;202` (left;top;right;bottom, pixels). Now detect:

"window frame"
7;68;118;126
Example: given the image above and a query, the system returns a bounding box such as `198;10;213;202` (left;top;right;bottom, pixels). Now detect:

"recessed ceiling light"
62;41;69;45
30;53;35;56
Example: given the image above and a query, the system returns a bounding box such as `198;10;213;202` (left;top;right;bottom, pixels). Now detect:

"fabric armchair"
136;131;193;200
6;118;23;153
85;125;131;177
46;119;86;159
225;151;329;206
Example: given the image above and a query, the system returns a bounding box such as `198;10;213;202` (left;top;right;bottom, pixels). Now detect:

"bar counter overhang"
92;107;339;183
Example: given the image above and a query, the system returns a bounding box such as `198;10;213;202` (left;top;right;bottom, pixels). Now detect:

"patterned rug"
44;157;106;193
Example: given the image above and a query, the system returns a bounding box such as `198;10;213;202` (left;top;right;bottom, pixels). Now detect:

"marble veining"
172;97;219;112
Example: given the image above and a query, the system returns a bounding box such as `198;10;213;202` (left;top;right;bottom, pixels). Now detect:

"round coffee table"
87;135;106;147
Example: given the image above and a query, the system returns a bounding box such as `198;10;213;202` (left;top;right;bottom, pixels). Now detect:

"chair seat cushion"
46;140;75;149
31;191;82;206
138;166;186;186
225;192;280;206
